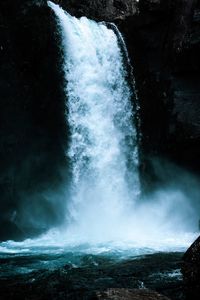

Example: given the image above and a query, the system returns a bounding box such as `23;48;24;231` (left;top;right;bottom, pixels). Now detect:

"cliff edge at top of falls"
0;0;139;20
51;0;138;21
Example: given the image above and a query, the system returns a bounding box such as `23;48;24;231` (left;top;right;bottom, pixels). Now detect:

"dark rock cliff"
0;0;68;240
52;0;138;20
116;0;200;189
0;0;200;239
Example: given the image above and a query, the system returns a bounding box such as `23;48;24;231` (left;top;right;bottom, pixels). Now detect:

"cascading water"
48;1;140;240
41;2;196;248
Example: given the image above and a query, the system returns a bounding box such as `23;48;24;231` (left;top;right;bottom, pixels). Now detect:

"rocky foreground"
1;236;200;300
0;252;183;300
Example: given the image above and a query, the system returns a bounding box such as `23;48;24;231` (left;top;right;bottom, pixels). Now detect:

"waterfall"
0;2;196;254
48;2;140;239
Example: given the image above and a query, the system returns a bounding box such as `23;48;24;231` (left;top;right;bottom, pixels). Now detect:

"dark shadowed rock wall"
0;0;69;240
117;0;200;189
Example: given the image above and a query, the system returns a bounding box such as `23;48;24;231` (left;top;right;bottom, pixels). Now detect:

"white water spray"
44;2;197;247
48;2;140;240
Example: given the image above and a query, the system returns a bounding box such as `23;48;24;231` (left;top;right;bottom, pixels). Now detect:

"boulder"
182;236;200;299
95;288;170;300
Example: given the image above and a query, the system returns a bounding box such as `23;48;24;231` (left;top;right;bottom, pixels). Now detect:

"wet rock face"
182;236;200;300
116;0;200;188
52;0;138;20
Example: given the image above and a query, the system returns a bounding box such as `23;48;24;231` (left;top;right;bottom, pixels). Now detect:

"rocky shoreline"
0;252;184;300
1;240;200;300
